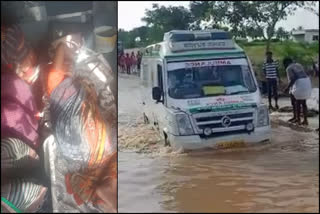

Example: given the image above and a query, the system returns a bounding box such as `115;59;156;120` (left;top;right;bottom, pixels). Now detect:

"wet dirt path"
118;74;319;213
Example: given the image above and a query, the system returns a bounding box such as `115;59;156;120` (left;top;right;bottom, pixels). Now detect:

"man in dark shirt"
283;57;312;125
263;51;280;110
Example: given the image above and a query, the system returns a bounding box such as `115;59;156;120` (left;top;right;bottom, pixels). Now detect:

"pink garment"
130;56;136;66
124;56;131;66
1;72;40;149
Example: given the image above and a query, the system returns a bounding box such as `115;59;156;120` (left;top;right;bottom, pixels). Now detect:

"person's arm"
284;68;297;93
276;61;282;83
262;62;266;77
96;177;117;213
46;44;69;96
96;153;117;213
52;43;66;71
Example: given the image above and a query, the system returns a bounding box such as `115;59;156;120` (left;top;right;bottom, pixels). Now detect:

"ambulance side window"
142;63;148;86
157;64;163;92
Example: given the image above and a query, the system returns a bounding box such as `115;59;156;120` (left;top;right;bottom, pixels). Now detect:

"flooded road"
118;74;319;213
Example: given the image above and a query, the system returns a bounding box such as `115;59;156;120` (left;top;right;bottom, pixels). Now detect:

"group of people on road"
118;51;142;75
263;51;316;126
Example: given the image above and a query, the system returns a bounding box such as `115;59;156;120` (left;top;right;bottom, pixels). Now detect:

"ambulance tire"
164;132;170;147
143;113;149;124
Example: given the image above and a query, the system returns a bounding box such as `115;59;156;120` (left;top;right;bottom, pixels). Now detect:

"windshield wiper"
228;90;249;95
203;92;226;97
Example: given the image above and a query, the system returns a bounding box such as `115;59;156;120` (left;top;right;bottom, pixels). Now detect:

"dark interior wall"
92;1;117;28
1;1;117;73
92;1;117;73
92;1;117;101
2;0;118;104
1;1;48;49
44;1;92;16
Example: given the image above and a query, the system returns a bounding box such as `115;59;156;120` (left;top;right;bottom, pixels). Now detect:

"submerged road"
118;74;319;213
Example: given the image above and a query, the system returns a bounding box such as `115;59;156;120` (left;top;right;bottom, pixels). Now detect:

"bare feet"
295;120;302;125
288;118;296;123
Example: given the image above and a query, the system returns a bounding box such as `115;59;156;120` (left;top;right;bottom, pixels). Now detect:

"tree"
245;25;264;40
118;26;156;49
190;1;315;51
276;27;290;41
142;3;193;42
304;1;319;16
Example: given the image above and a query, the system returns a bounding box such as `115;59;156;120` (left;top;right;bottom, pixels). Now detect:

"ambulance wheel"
143;113;149;124
164;132;170;147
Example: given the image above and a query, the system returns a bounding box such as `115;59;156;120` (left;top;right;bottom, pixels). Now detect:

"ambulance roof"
144;30;246;61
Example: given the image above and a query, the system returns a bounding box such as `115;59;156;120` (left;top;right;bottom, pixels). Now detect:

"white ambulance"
140;30;271;151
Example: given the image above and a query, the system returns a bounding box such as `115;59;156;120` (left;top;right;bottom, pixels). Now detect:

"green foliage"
275;41;319;66
304;1;319;17
118;26;157;49
189;1;315;50
142;3;193;33
119;4;194;49
245;25;264;40
276;27;290;40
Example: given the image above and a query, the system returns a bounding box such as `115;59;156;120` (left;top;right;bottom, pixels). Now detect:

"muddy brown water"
118;74;319;213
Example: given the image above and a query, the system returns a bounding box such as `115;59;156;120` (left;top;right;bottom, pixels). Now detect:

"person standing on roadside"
130;51;136;74
125;53;131;75
263;51;280;110
137;51;142;71
118;52;125;73
283;57;312;126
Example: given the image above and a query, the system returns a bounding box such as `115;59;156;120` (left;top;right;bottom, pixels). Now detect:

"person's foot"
275;104;279;110
269;105;274;111
288;117;297;123
301;120;309;126
295;120;302;125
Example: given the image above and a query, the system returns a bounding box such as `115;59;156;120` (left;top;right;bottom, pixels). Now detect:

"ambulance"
140;30;271;150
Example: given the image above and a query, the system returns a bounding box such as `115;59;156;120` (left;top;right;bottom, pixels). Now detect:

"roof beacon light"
165;30;235;52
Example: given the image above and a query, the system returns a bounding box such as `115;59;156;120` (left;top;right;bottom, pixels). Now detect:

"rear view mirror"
152;87;162;102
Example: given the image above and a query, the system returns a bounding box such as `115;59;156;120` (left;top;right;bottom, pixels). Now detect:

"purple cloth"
1;72;40;149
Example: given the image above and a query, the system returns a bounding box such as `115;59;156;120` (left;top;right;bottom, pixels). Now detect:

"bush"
275;41;319;68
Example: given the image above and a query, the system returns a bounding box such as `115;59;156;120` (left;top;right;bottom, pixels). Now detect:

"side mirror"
152;87;162;102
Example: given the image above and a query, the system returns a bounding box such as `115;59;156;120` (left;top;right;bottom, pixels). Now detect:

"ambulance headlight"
176;114;194;135
257;105;269;127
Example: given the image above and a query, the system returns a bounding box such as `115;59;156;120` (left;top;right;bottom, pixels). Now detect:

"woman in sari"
45;37;117;212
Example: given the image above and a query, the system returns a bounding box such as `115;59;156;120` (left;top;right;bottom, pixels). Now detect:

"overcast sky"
118;1;319;31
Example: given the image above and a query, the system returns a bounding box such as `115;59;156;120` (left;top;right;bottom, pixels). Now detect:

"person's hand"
96;177;117;213
95;153;117;213
283;87;289;94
